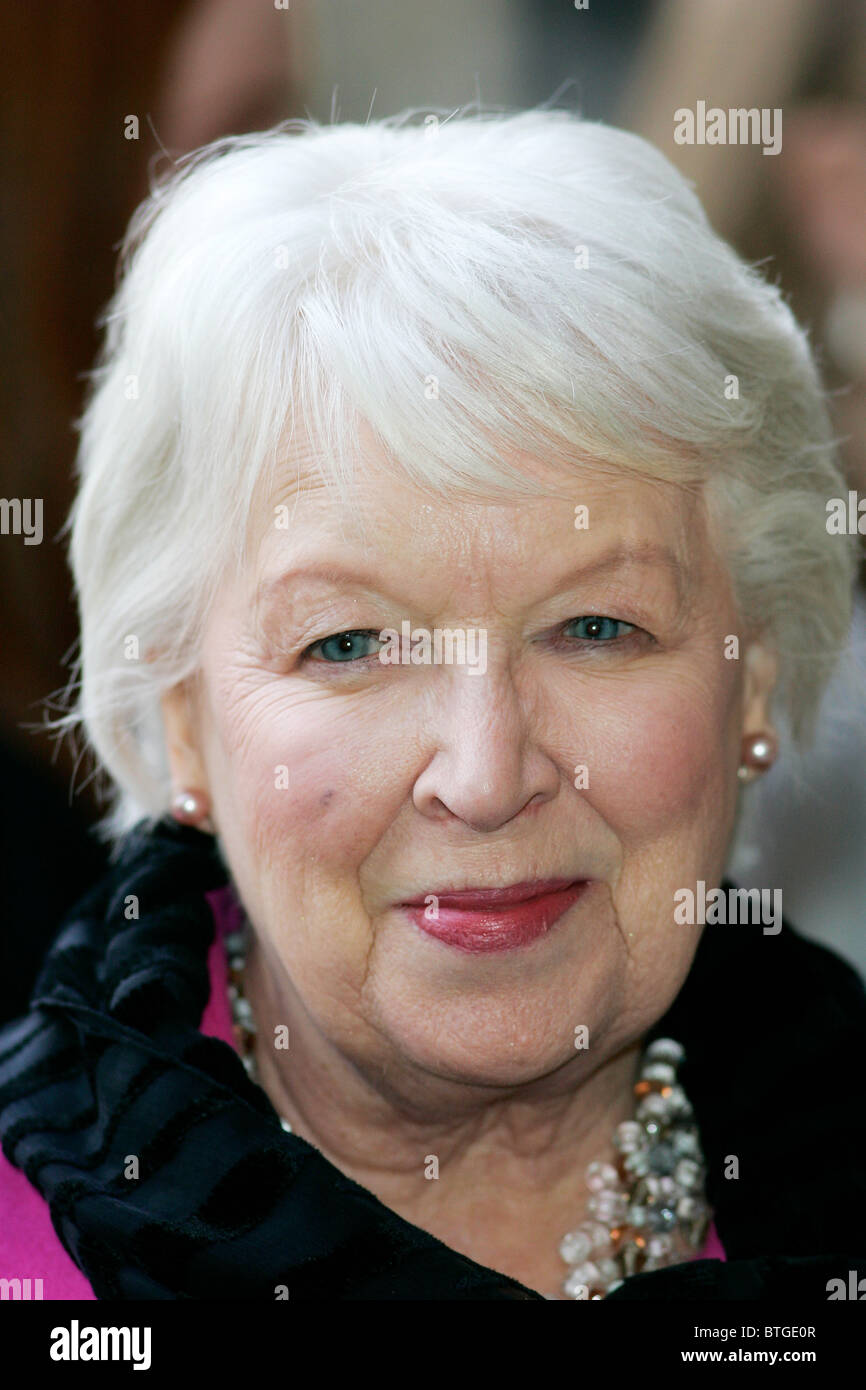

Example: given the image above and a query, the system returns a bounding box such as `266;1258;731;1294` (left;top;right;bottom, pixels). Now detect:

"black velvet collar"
0;818;863;1300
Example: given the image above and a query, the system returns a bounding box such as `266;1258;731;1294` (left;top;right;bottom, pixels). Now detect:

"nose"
411;666;561;833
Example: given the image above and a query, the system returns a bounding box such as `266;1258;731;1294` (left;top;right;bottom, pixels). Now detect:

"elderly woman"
1;108;864;1304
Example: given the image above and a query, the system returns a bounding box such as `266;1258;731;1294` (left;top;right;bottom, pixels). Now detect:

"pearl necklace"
225;924;712;1299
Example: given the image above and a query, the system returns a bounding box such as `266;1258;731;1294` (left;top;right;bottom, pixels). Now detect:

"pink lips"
398;878;590;953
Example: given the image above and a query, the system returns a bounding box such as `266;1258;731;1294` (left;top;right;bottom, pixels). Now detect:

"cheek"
204;669;410;873
577;664;740;839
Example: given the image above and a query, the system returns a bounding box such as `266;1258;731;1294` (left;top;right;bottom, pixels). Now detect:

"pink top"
0;885;725;1297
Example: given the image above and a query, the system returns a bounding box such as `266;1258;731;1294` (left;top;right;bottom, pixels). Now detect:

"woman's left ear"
741;640;779;736
738;641;780;783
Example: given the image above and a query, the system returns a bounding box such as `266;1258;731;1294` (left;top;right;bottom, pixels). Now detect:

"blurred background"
1;0;864;1022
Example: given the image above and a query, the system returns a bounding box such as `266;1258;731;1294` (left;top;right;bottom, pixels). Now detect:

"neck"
243;933;641;1299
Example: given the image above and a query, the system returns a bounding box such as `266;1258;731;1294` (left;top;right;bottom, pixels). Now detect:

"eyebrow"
557;542;687;604
256;542;687;610
255;562;390;608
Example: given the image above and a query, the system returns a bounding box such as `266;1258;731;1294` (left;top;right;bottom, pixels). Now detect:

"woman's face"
162;445;777;1091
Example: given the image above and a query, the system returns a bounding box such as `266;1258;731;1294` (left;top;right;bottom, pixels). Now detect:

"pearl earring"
171;789;212;827
737;732;778;784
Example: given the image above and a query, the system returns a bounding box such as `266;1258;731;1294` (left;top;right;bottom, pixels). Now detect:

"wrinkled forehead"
241;425;710;605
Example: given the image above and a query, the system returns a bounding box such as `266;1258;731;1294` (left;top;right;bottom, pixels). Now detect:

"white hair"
58;105;858;842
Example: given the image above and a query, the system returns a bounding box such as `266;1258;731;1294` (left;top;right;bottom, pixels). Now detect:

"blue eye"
565;616;636;642
308;630;383;663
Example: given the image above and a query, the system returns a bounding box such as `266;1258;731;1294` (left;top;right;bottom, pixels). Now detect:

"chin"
376;1008;587;1091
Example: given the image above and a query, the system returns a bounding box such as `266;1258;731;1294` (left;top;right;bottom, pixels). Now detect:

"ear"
740;639;779;739
160;678;210;797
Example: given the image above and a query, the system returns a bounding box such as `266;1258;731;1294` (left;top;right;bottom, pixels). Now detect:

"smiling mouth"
397;879;592;953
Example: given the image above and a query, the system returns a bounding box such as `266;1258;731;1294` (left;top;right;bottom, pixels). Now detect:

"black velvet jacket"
0;818;864;1300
